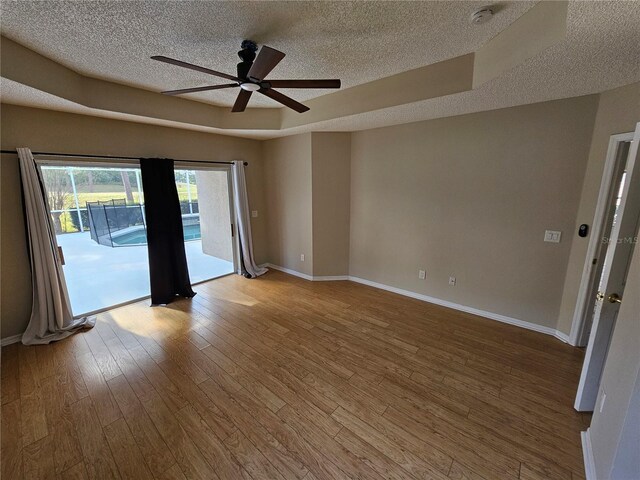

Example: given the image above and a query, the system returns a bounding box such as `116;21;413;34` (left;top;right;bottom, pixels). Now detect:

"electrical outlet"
251;210;258;218
544;230;562;243
418;270;426;280
449;276;456;286
300;254;305;262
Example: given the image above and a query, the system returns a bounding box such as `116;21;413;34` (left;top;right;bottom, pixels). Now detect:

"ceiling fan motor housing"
237;40;258;80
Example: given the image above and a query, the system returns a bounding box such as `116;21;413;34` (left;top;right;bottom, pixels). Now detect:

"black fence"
180;200;199;215
87;199;199;247
87;199;146;247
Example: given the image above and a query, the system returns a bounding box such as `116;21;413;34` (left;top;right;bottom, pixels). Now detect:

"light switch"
544;230;562;243
251;210;258;218
418;270;426;280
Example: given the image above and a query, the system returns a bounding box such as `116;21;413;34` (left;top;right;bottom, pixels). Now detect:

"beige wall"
312;133;351;277
557;82;640;336
262;134;314;276
0;104;265;339
0;152;32;338
349;96;598;328
589;242;640;479
262;132;351;278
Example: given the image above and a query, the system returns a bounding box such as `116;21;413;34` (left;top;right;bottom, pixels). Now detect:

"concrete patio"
57;231;234;315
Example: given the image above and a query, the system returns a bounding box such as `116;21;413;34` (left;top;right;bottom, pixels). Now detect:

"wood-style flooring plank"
2;399;24;480
18;346;49;446
22;433;56;480
75;351;122;428
1;343;20;405
41;375;83;474
106;374;177;477
70;397;121;479
104;418;154;480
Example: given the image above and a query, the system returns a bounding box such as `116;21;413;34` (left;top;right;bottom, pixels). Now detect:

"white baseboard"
265;264;349;282
265;265;570;342
348;275;559;337
1;334;22;346
554;330;571;344
313;275;350;281
265;264;314;281
581;429;596;480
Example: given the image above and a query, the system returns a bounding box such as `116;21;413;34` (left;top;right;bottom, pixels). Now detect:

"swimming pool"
111;224;201;246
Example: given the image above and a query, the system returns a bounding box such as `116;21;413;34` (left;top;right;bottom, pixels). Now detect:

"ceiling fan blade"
232;89;253;113
259;88;309;113
266;80;341;89
151;55;239;82
162;84;238;96
247;46;285;81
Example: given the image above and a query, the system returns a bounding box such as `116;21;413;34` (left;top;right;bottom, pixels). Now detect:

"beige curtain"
232;161;267;278
17;148;95;345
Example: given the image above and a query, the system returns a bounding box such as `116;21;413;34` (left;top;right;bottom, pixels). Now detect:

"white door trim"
569;132;635;346
581;429;597;480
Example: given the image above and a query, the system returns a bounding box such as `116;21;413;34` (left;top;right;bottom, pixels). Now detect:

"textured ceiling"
1;1;639;139
0;0;535;107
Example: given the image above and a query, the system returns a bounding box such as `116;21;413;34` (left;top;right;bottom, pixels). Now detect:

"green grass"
59;183;197;210
58;212;79;234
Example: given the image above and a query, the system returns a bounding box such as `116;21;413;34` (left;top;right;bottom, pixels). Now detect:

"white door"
575;122;640;412
574;139;632;346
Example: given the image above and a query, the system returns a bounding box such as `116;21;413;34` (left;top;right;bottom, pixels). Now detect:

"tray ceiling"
0;1;534;107
1;1;639;139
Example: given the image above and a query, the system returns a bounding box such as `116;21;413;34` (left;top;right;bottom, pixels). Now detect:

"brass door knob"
608;293;622;304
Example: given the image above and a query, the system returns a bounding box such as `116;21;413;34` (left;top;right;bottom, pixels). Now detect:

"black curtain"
140;158;195;305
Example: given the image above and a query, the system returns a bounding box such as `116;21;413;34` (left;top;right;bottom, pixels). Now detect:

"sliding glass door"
39;160;236;316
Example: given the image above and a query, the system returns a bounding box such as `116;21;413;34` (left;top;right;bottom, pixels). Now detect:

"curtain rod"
0;150;248;166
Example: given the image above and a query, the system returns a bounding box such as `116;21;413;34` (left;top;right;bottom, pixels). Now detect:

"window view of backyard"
41;165;235;316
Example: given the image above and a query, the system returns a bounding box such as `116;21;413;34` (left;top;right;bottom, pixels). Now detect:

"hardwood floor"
1;270;590;479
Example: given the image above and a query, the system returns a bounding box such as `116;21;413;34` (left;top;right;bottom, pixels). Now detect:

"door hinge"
58;246;65;266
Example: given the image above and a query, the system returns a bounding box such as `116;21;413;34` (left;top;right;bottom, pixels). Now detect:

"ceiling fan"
152;40;341;113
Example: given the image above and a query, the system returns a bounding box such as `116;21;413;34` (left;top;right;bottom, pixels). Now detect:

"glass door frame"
35;156;240;316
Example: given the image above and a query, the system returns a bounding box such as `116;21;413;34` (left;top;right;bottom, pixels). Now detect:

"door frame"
569;132;635;346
